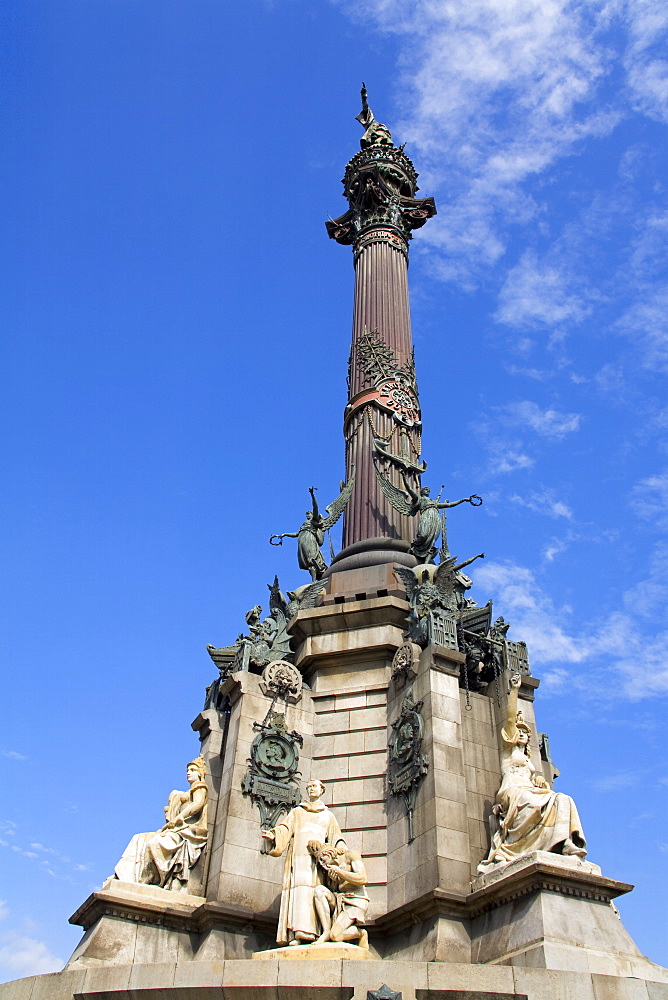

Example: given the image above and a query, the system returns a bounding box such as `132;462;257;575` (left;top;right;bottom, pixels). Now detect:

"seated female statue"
479;673;586;871
114;756;208;892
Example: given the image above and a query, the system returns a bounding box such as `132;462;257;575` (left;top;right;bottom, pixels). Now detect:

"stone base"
467;853;660;978
472;850;602;886
253;942;373;960
2;957;667;1000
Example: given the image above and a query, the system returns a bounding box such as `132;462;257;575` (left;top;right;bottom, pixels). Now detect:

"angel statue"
270;470;356;581
395;552;484;647
374;459;482;563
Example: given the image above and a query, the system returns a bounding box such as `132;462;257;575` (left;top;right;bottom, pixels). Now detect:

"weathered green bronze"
388;692;428;843
242;711;304;847
326;85;436;249
270;471;356;581
374;457;482;563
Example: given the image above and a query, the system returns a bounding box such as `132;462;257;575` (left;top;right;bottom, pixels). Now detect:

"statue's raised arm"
269;471;356;582
503;672;522;743
309;487;321;524
437;494;483;510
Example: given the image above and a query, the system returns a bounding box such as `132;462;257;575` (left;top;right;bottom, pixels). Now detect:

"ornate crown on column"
325;84;436;256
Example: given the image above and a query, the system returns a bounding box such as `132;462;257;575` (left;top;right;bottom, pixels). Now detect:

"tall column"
327;88;436;569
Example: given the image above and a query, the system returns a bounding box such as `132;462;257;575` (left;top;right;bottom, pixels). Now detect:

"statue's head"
306;778;325;800
420;486;430;496
187;756;206;783
516;712;531;753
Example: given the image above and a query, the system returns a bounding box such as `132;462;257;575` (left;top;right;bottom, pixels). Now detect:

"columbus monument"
4;88;666;1000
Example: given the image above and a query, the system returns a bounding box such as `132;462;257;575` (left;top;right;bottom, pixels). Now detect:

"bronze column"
326;90;436;570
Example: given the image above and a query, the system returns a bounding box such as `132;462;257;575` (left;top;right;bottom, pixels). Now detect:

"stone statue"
309;841;369;949
262;778;344;946
478;674;587;872
114;756;208;892
374;459;482;563
270;471;356;581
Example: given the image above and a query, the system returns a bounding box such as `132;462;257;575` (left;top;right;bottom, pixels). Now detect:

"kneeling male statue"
309;840;369;949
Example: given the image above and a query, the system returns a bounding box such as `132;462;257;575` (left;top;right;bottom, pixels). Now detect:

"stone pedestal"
61;599;667;983
253;942;373;960
3;956;667;1000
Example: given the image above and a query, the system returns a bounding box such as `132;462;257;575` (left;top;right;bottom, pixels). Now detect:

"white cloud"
473;560;588;665
631;471;668;529
543;537;569;562
334;0;629;283
623;1;668;122
495;252;592;332
510;490;573;519
591;770;642;792
616;286;668;373
0;931;63;980
471;554;668;700
0;751;27;762
500;400;581;439
494;450;535;474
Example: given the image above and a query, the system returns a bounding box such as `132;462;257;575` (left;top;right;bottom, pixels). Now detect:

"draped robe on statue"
268;801;344;945
484;728;586;865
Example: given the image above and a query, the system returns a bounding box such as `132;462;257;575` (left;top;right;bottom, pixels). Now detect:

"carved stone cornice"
69;885;205;933
367;858;633;937
70;884;279;937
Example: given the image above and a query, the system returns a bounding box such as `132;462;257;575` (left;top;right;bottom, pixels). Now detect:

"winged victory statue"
270;470;356;581
374;459;481;564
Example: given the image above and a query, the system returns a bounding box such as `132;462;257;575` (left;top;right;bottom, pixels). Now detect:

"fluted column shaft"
343;235;420;549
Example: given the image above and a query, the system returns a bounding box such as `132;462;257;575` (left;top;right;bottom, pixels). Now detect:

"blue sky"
1;0;667;981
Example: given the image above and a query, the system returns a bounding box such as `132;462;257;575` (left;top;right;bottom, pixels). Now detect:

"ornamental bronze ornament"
388;692;428;843
242;711;304;847
270;473;356;581
325;85;436;249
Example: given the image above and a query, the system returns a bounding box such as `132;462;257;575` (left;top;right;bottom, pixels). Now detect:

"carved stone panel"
260;659;303;705
391;643;418;689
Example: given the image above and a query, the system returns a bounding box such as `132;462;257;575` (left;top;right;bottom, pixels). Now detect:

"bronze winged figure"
270;469;356;581
374;458;481;563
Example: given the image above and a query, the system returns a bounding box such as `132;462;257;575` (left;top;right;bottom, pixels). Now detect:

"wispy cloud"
493;449;535;474
591;770;642;792
510;489;573;520
0;826;91;882
0;751;27;762
0;931;63;981
495;252;592;333
500;400;581;439
631;471;668;529
543;537;569;562
335;0;631;282
471;554;668;700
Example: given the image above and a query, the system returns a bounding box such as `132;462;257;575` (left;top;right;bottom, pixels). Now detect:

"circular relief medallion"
390;715;422;767
262;660;302;699
377;378;421;425
256;731;298;780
